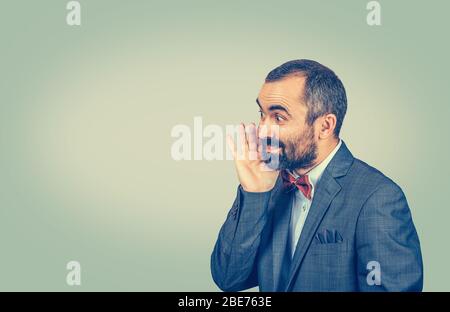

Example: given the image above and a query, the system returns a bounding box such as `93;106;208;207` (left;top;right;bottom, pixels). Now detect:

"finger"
226;134;237;159
246;123;258;160
237;123;248;160
257;141;264;161
257;124;269;161
258;123;269;139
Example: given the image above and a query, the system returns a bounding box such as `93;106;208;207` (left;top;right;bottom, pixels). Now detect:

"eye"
258;110;265;118
275;114;286;122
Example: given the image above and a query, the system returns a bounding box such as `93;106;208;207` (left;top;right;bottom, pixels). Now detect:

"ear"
318;114;337;139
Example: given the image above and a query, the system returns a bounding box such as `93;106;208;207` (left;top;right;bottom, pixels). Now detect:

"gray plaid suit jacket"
211;141;423;291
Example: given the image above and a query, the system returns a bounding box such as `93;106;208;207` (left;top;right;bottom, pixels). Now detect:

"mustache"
259;136;286;149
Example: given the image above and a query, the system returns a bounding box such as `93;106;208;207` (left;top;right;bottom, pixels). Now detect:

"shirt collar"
288;139;342;192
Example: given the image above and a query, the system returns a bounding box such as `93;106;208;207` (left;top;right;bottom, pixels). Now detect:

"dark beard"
261;126;317;171
279;139;317;171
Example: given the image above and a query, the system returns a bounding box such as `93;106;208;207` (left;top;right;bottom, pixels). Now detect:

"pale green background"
0;0;449;291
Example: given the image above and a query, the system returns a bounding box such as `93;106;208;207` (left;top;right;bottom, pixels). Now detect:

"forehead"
258;75;306;108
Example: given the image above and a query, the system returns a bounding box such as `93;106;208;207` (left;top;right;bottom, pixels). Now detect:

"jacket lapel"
282;171;340;291
282;141;354;291
269;174;294;291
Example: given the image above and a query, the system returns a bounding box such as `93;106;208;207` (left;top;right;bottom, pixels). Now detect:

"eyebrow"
256;98;292;117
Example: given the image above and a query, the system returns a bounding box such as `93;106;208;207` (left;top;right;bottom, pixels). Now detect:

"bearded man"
210;59;423;292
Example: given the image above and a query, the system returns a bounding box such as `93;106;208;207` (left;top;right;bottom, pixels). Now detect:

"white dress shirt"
288;139;342;258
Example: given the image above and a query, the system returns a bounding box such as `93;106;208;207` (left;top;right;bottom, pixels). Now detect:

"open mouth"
265;145;282;154
259;136;283;155
258;137;283;168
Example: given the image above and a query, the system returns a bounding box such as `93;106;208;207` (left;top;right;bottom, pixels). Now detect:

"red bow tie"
281;170;313;200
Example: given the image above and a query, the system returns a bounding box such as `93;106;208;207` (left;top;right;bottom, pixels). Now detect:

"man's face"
256;75;318;171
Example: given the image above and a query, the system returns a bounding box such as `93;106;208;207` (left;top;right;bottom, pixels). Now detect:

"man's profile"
210;59;423;292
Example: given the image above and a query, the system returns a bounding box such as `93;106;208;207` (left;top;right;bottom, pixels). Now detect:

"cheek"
280;127;310;154
280;124;303;144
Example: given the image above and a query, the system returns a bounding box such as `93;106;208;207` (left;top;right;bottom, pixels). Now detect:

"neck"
294;137;339;176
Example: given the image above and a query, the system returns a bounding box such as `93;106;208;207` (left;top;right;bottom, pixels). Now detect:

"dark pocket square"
314;229;343;244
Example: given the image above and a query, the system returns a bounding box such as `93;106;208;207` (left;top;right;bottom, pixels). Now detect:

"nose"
257;121;279;140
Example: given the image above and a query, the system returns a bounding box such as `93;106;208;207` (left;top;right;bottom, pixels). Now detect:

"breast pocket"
299;240;355;291
307;240;351;256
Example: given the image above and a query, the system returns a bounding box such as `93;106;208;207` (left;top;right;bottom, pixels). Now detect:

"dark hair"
265;59;347;137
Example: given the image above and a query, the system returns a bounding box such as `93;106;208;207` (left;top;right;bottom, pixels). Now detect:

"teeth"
266;146;281;153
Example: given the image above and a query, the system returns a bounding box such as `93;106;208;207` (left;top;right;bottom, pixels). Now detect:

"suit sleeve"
355;182;423;291
210;185;272;292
